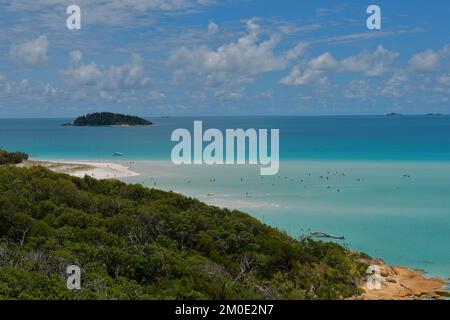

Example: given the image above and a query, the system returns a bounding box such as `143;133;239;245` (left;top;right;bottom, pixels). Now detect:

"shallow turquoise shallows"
1;116;449;279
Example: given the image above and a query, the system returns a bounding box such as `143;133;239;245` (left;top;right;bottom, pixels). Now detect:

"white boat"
113;152;124;156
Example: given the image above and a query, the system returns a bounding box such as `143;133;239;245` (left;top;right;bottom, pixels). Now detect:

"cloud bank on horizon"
0;0;449;117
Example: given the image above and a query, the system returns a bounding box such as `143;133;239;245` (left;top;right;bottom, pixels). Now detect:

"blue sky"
0;0;449;117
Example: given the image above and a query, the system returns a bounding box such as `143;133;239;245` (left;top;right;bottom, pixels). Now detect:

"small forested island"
0;164;369;300
63;112;152;126
386;112;403;116
0;149;28;165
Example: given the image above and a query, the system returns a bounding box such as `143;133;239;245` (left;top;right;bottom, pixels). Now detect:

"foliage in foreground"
0;149;28;165
0;166;367;300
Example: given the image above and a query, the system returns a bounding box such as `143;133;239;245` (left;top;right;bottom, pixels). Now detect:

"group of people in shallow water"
138;171;353;197
126;160;412;199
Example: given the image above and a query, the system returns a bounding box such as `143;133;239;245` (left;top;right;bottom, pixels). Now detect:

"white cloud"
4;0;216;27
42;83;58;96
62;61;102;86
204;72;253;87
345;80;370;99
409;50;439;72
437;75;450;86
4;82;13;95
340;46;399;77
169;26;281;75
190;91;207;102
101;54;149;90
9;35;49;65
19;80;29;93
379;74;410;97
168;20;307;87
308;52;338;70
208;22;219;34
61;53;149;90
281;45;399;86
214;87;246;101
317;28;422;45
285;42;309;61
260;90;274;99
70;50;83;64
148;90;167;100
280;66;328;86
2;79;30;96
434;74;450;93
344;73;411;100
409;45;450;72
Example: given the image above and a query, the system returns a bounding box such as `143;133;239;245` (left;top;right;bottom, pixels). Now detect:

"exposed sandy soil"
18;160;139;180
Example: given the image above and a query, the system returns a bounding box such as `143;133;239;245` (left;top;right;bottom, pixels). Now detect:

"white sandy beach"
19;160;140;180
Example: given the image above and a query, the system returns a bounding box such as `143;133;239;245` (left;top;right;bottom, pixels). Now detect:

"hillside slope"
0;166;367;300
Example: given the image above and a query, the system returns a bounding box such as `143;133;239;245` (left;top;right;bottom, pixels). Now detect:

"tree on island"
64;112;152;126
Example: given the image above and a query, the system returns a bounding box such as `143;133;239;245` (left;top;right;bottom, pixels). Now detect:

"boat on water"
113;152;124;157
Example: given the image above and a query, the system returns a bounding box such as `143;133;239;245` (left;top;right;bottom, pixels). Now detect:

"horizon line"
0;113;448;120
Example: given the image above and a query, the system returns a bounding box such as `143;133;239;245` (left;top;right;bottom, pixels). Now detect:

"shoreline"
358;258;450;300
18;159;450;299
19;159;139;180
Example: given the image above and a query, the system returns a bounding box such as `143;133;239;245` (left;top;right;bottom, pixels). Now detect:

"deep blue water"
1;116;450;162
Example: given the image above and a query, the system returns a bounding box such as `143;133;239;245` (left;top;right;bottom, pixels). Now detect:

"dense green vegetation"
0;149;28;165
64;112;152;126
0;165;367;300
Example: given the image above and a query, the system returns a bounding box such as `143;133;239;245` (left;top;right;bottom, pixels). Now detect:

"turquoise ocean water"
1;116;449;279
